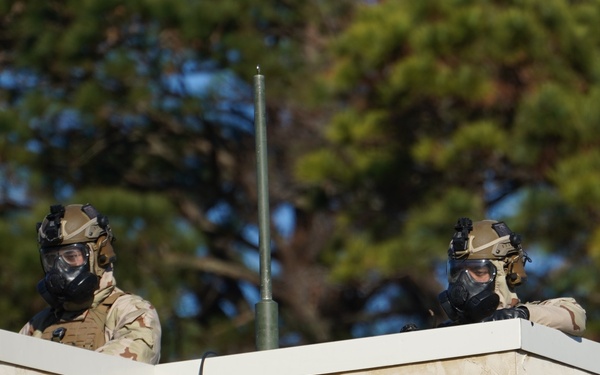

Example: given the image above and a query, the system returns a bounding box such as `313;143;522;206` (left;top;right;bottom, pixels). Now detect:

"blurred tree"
0;0;599;364
0;0;362;360
299;0;600;339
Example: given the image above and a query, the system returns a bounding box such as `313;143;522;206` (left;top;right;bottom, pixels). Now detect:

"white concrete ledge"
0;328;152;375
2;319;599;375
156;319;600;375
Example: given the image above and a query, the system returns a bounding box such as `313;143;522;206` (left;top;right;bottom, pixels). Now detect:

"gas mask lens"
41;244;89;276
448;259;496;284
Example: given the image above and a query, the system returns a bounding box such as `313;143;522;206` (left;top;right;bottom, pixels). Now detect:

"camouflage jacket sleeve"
18;307;55;337
523;297;586;337
98;292;162;364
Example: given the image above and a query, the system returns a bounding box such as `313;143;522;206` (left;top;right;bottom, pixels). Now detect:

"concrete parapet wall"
1;319;598;375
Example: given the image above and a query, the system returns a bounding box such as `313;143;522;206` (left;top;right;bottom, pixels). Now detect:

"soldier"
19;203;161;364
438;218;586;336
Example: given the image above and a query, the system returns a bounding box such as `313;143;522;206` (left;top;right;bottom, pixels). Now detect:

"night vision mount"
449;217;473;257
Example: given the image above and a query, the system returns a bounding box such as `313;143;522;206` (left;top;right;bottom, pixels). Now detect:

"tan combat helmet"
448;218;530;288
37;204;117;275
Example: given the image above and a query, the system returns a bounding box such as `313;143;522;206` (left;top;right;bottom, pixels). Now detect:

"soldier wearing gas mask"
20;204;161;364
438;218;586;336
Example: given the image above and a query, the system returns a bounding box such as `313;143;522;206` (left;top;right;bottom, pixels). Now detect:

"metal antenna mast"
253;66;279;350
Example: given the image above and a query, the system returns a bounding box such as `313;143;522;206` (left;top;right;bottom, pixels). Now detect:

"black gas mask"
35;203;116;309
438;259;499;323
37;243;99;308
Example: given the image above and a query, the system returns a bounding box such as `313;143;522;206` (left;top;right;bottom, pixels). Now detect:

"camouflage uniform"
20;204;161;365
20;271;161;364
524;298;586;336
493;259;586;336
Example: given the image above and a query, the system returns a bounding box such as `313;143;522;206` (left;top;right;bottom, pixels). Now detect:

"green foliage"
551;150;600;207
2;0;600;362
296;109;396;188
328;186;483;281
589;227;600;264
413;120;511;170
300;0;600;340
